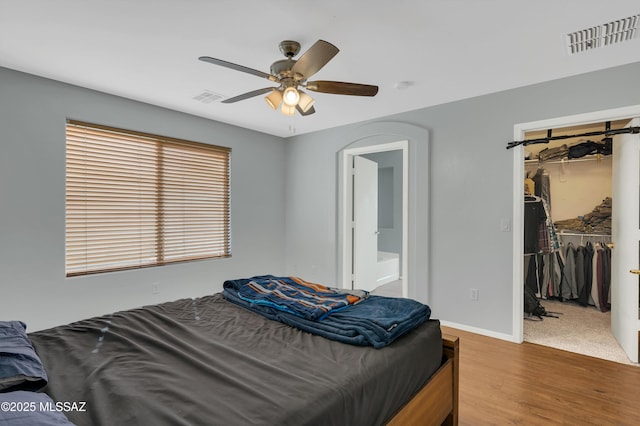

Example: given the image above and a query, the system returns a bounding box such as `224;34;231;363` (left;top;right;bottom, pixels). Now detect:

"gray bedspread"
29;294;442;426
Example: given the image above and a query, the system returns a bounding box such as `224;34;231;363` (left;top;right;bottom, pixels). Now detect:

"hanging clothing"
524;175;535;195
578;242;594;307
533;237;611;310
533;168;551;212
524;196;546;255
526;252;565;300
575;245;585;300
563;242;578;299
524;191;563;299
590;247;600;308
524;195;559;255
541;254;551;297
525;254;540;296
538;251;567;299
541;198;560;252
596;243;612;312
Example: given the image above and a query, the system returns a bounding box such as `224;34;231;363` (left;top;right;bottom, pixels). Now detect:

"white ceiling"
1;1;639;138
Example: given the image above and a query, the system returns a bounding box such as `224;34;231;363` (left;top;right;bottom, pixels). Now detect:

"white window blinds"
65;120;231;277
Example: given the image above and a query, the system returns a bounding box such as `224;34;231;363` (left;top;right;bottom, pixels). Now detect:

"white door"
611;117;640;363
353;156;378;291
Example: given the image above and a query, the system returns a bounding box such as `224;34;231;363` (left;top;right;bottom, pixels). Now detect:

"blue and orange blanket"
223;275;431;348
230;275;363;320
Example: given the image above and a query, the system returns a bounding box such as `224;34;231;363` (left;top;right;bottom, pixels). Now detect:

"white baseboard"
439;320;519;343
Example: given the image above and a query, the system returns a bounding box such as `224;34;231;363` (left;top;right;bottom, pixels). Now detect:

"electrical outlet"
500;219;511;232
470;288;479;301
151;283;160;294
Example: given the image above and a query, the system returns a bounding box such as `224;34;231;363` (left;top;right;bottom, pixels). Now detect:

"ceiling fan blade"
305;80;379;97
199;56;277;82
296;104;316;116
222;87;276;104
290;40;339;80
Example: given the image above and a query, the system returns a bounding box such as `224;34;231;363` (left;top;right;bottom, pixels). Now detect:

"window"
65;120;231;277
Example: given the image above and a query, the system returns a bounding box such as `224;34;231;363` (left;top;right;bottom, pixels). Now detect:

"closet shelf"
524;154;611;166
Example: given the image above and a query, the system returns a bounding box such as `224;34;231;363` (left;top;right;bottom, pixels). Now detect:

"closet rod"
557;232;611;238
506;126;640;149
524;155;611;166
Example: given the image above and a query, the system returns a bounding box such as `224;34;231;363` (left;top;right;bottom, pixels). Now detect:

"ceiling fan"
198;40;378;116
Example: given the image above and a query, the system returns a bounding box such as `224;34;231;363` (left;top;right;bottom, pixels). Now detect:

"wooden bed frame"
387;333;460;426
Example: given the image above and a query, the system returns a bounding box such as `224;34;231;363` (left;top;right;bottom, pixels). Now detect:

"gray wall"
3;61;640;337
285;61;640;337
0;67;287;331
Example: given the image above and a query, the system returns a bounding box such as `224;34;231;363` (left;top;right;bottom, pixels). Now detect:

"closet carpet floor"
524;298;635;366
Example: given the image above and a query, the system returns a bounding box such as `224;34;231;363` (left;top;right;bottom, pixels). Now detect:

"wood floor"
441;326;640;425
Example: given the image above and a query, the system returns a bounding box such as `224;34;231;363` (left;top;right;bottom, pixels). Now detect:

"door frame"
511;105;640;343
340;140;409;297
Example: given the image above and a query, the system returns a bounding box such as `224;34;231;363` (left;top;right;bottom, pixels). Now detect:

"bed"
4;283;459;426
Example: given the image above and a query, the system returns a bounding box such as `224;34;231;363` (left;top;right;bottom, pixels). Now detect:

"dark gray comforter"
29;294;442;426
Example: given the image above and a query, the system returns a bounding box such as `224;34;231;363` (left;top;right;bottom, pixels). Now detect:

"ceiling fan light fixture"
280;103;296;116
297;90;315;113
265;89;283;110
199;39;378;119
283;86;300;106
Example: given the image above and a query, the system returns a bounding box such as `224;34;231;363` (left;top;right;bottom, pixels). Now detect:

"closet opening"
512;107;640;366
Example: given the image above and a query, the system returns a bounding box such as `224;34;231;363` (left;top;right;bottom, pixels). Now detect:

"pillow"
0;390;76;425
0;321;48;392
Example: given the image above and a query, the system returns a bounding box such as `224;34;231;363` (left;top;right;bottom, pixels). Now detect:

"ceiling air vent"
566;14;639;54
193;90;224;104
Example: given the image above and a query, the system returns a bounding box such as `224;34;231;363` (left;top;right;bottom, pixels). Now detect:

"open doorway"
359;150;404;297
339;140;408;298
512;106;640;365
521;120;627;364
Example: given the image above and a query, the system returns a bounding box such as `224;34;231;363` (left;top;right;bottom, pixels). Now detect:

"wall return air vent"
566;14;639;54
